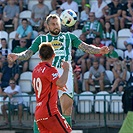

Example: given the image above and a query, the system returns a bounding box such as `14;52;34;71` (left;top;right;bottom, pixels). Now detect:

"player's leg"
34;119;39;133
38;113;72;133
60;94;73;127
58;68;74;127
37;120;52;133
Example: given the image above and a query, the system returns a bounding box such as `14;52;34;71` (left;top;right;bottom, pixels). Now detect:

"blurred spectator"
80;4;90;23
109;61;127;94
38;21;49;35
72;63;82;93
51;0;65;10
85;59;110;91
0;53;4;69
120;0;133;29
3;0;19;30
30;0;49;31
12;18;34;50
90;0;107;27
101;21;116;46
120;0;128;4
123;43;133;72
13;38;29;73
0;59;20;89
102;0;122;32
0;38;11;58
16;0;29;12
0;38;11;68
50;5;62;16
82;12;103;44
74;0;86;11
60;0;78;13
0;0;7;19
86;35;105;71
105;43;119;70
0;19;4;31
0;78;24;126
124;21;133;46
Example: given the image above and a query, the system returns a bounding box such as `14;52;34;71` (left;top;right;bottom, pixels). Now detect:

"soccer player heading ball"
8;14;109;133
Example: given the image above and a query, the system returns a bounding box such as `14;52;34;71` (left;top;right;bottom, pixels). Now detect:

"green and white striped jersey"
29;32;82;68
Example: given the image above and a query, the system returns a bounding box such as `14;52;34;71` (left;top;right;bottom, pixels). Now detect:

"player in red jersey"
32;42;72;133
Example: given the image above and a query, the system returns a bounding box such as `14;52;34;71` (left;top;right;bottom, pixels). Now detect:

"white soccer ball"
60;9;77;27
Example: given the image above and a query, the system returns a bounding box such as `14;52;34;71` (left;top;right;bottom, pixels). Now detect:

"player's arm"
70;33;109;55
8;35;42;62
78;42;109;55
8;50;34;62
56;61;69;88
15;50;34;61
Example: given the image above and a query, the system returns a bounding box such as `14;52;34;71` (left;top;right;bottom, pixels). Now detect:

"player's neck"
41;60;52;65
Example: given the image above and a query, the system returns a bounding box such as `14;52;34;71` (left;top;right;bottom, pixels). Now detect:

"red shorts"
36;112;72;133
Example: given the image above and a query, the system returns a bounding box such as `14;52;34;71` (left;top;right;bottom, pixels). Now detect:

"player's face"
47;18;61;35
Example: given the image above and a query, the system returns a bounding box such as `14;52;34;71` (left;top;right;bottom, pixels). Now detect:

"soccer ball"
60;9;77;27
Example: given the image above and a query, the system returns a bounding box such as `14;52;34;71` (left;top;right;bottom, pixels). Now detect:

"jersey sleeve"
69;33;82;48
29;35;42;54
45;67;59;85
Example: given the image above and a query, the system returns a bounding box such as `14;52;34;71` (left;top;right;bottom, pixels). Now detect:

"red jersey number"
33;78;42;98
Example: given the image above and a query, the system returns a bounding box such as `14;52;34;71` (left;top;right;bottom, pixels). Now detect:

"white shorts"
57;68;74;99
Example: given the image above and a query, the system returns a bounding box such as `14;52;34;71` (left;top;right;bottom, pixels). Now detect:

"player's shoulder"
45;64;56;71
33;34;47;42
61;31;75;37
37;34;47;38
45;64;57;74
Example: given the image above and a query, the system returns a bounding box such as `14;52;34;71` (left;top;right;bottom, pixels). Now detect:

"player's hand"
99;46;109;54
61;60;69;70
7;53;18;62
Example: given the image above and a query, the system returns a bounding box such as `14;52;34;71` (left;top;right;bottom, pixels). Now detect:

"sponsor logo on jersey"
52;73;58;80
54;50;65;56
51;40;63;49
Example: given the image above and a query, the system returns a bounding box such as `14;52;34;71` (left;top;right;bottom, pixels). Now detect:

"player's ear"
39;54;42;59
52;53;55;58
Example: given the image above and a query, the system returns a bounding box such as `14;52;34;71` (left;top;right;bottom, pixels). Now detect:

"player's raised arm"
8;49;34;62
78;42;109;55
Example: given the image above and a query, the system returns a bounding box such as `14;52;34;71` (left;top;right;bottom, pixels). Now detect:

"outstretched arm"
16;50;34;61
8;50;34;62
78;42;109;55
